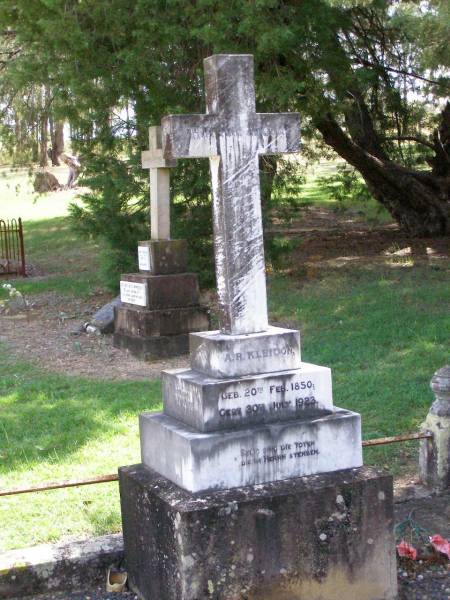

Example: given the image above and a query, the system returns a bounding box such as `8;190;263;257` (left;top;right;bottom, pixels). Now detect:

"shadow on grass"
0;216;105;298
0;354;161;474
268;265;448;473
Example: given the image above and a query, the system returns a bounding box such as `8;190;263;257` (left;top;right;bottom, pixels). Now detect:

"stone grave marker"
113;126;209;359
119;55;398;600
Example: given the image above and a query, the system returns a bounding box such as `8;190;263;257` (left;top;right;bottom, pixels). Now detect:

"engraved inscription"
120;281;148;307
138;246;152;271
239;440;319;467
224;346;295;362
218;377;325;421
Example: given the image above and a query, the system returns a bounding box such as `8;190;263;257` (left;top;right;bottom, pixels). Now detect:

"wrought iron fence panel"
0;218;26;276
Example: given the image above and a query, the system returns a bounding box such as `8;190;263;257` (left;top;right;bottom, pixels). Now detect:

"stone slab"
140;409;362;492
163;363;333;432
119;464;398;600
138;239;188;274
189;326;301;378
88;295;121;333
114;305;209;338
120;280;147;307
162;54;300;335
0;534;123;599
120;273;199;309
113;331;190;360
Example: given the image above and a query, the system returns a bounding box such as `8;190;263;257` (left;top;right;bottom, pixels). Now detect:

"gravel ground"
22;566;450;599
20;590;137;599
398;563;450;599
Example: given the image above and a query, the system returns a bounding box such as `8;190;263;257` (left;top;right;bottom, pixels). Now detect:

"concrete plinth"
113;331;190;360
115;305;209;338
189;327;301;378
119;464;397;600
140;410;362;492
162;363;333;432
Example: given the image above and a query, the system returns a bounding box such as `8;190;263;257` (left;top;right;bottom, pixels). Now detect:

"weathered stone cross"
162;54;300;335
142;126;177;240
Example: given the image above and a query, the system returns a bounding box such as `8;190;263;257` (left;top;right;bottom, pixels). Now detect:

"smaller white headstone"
138;245;152;271
141;126;177;240
120;280;148;307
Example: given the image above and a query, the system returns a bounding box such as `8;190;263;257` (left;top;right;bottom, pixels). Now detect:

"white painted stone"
140;409;363;492
163;363;333;431
162;55;300;335
189;326;301;378
120;280;148;307
141;126;177;240
138;245;152;271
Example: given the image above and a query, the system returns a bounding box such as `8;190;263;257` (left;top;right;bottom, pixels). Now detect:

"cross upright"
162;55;300;335
142;126;177;240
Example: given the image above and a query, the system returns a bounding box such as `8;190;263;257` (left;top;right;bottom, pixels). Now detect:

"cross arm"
256;113;301;155
141;150;177;169
162;114;219;160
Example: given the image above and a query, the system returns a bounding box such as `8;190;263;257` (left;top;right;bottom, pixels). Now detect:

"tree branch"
383;135;436;151
356;57;449;89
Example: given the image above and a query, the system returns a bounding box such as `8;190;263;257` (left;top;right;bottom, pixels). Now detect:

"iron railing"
0;218;26;277
0;432;433;498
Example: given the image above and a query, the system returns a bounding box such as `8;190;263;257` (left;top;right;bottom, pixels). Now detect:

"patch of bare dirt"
0;291;189;380
1;206;447;381
271;206;449;272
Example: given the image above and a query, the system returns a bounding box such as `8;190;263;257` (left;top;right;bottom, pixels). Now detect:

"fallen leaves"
430;534;450;559
397;540;418;560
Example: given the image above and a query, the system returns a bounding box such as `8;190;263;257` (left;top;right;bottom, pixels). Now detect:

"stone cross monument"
162;55;298;334
141;125;175;241
113;125;209;359
119;55;398;600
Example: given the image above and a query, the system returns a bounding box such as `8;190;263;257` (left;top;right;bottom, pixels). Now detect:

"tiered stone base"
113;330;190;360
140;409;362;492
119;464;398;600
114;239;210;360
114;305;209;360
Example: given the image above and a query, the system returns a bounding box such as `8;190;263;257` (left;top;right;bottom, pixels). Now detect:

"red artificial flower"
397;540;418;560
430;535;450;559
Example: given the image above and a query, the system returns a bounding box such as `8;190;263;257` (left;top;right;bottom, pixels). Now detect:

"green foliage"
318;164;373;207
69;154;147;291
2;262;449;550
317;164;393;223
171;160;215;288
1;0;449;269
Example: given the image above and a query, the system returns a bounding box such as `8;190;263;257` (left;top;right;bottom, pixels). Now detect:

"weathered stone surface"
138;239;188;274
88;295;121;333
141;126;177;240
189;326;301;378
162;55;300;335
0;534;123;599
33;170;60;192
120;273;199;309
113;331;190;360
120;279;148;307
114;304;210;338
119;464;397;600
420;365;450;491
140;409;362;492
162;363;333;432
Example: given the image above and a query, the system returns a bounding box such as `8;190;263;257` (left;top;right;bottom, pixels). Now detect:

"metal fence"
0;218;26;277
0;431;433;497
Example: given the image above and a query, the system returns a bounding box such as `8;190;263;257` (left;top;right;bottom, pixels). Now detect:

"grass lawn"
1;166;104;298
0;166;449;551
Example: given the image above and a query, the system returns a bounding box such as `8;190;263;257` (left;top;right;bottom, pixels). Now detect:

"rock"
89;296;121;334
33;171;61;193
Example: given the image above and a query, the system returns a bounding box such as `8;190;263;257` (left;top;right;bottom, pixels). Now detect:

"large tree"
1;0;449;236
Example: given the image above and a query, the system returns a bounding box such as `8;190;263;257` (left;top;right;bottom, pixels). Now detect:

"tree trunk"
50;121;64;166
317;113;450;236
39;111;48;168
